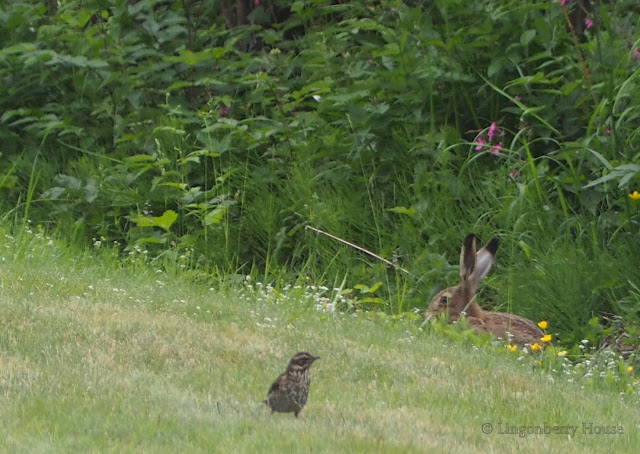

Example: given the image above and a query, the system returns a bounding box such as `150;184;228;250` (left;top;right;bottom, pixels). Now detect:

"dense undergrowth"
1;0;640;350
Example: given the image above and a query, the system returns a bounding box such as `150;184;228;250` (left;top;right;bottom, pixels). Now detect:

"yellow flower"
557;350;567;357
627;366;634;373
541;334;552;343
531;343;541;352
507;344;518;352
629;191;640;200
538;320;548;330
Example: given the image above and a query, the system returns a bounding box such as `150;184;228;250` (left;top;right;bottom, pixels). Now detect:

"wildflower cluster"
533;320;553;352
505;321;640;398
239;278;359;323
474;121;503;156
544;345;640;399
559;0;595;30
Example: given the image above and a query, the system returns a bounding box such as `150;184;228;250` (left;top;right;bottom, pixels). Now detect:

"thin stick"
305;225;412;276
561;3;598;106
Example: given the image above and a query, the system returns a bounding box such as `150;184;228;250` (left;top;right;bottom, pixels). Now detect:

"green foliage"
1;0;640;345
505;238;640;344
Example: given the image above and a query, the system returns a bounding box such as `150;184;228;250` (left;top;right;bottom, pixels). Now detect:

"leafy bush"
1;0;640;344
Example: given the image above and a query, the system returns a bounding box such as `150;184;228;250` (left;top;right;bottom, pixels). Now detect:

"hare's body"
465;308;544;346
426;234;543;346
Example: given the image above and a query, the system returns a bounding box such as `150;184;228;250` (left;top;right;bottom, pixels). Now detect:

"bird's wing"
268;372;286;395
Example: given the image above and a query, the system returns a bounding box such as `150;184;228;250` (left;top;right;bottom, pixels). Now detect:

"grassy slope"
1;230;639;453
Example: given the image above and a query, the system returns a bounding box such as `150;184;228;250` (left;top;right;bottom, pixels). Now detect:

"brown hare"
426;233;544;346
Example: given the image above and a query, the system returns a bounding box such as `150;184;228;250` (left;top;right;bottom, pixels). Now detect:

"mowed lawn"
1;232;639;453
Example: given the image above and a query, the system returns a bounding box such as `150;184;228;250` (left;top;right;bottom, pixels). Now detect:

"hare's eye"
440;295;449;305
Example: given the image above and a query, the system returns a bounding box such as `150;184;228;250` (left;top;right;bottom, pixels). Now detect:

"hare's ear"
459;233;477;282
473;236;499;284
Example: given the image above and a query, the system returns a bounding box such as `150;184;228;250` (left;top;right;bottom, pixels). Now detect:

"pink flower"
220;106;229;117
633;48;640;60
254;0;261;5
490;142;503;156
508;95;522;104
475;136;486;151
584;18;593;29
488;122;501;142
509;169;518;179
605;129;611;134
561;0;571;5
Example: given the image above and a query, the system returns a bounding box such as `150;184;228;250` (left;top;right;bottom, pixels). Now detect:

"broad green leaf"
520;29;536;46
368;281;383;293
136;236;166;244
133;210;178;232
387;206;416;216
359;297;385;304
204;204;229;225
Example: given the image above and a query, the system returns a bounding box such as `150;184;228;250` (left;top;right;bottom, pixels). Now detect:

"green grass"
1;228;639;453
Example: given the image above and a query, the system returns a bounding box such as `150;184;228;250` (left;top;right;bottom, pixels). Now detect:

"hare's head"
426;234;499;320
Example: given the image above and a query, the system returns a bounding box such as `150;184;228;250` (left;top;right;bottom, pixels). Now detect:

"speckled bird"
265;352;320;417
